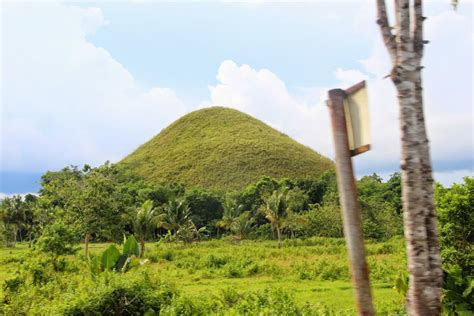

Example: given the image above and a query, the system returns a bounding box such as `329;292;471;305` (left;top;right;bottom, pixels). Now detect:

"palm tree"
217;200;243;233
262;189;290;249
0;195;26;247
230;211;255;240
130;200;163;257
159;199;194;242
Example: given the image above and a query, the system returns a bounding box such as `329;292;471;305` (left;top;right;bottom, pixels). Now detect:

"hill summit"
121;107;333;191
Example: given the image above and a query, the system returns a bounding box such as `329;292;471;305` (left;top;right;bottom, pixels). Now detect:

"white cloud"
1;3;186;171
203;60;334;160
356;9;473;172
203;9;472;176
1;2;471;182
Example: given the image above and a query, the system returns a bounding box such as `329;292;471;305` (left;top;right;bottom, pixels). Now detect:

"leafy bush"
90;235;141;274
442;265;474;315
64;272;175;315
35;220;78;257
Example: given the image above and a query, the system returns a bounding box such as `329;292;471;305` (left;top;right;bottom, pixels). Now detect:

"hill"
120;107;334;191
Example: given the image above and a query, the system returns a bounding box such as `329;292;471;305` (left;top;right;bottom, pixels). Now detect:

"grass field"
0;237;407;314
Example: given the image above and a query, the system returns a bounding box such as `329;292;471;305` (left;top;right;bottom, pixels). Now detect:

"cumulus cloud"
1;3;186;171
357;10;473;173
2;2;471;183
203;9;472;177
203;60;334;159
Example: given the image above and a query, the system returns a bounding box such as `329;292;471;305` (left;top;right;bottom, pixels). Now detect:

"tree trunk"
276;227;282;249
376;0;442;313
140;238;145;258
12;229;17;248
84;233;91;258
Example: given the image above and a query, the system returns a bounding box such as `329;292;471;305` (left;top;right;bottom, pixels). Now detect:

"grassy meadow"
0;237;407;314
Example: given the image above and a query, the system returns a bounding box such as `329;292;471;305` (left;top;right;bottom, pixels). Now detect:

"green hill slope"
120;107;333;191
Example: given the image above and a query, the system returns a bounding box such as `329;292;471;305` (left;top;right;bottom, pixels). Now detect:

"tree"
129;200;164;258
376;1;442;313
435;178;473;273
262;189;290;249
36;220;78;258
39;163;125;257
230;211;255;240
185;189;223;232
159;199;195;242
0;195;26;247
217;200;244;233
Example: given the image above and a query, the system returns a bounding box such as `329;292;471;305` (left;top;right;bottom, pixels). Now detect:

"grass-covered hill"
120;107;333;191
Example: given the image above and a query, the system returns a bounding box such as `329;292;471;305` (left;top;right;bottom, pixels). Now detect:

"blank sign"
344;81;371;156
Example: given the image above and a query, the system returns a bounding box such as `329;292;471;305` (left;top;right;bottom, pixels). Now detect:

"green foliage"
442;265;474;315
92;235;141;273
262;188;292;248
436;177;474;273
64;273;175;315
230;211;255;240
301;203;344;238
121;107;333;191
38;163;128;246
128;200;163;257
0;195;29;247
35;220;78;257
435;177;474;315
101;245;121;271
160;199;201;243
357;173;404;240
184;189;223;230
123;234;140;257
1;238;408;314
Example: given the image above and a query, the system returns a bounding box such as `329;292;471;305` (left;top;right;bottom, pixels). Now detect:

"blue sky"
1;1;473;194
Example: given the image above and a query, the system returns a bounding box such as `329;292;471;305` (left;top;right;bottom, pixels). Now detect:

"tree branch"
376;0;397;63
413;0;424;59
396;0;412;65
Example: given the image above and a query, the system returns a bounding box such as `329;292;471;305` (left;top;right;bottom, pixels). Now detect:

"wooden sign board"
343;81;370;156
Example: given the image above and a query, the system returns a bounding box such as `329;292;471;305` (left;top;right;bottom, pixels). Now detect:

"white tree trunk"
376;0;442;314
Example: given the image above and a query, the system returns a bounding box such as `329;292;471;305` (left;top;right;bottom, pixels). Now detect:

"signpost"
327;80;374;315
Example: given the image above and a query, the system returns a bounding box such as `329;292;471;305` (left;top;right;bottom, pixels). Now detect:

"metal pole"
327;89;375;316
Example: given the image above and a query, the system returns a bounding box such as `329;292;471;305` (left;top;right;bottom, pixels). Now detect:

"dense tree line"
0;162;470;266
0;162;405;249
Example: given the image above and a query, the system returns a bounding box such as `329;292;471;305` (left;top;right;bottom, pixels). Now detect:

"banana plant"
90;235;145;274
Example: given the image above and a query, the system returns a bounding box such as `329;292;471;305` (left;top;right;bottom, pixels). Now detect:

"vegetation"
120;107;334;191
0;157;471;314
128;200;163;257
1;238;407;314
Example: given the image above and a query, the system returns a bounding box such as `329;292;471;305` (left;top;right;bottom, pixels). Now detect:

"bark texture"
140;238;146;258
376;0;442;314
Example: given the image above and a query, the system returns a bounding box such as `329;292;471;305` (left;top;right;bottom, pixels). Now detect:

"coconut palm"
159;199;194;242
230;211;255;240
0;195;26;247
130;200;164;257
262;189;290;249
217;200;244;233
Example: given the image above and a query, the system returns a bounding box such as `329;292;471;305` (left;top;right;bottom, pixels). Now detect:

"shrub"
64;273;175;315
223;263;244;278
35;221;78;258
